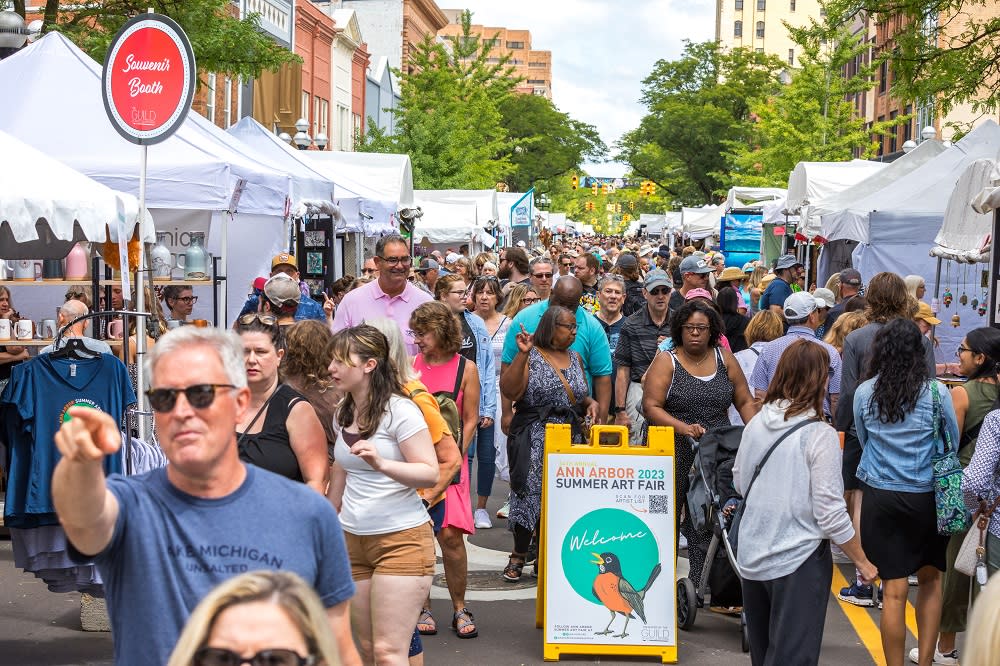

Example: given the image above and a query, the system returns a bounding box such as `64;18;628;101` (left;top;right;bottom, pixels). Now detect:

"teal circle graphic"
560;507;660;605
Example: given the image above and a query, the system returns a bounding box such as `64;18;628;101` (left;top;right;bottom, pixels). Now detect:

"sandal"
452;607;478;639
503;555;525;582
417;608;437;635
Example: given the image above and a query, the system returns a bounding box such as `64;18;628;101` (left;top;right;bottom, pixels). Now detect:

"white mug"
14;319;33;340
41;319;57;339
0;318;10;341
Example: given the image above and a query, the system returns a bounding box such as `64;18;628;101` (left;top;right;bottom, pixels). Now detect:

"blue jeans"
468;424;497;499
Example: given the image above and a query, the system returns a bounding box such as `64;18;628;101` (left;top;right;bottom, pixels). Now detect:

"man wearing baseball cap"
261;273;302;326
759;254;804;315
825;268;863;332
668;255;713;311
413;258;441;295
749;291;842;418
236;252;326;324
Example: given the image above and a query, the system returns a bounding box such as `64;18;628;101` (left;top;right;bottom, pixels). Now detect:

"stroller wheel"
677;578;698;631
740;610;750;653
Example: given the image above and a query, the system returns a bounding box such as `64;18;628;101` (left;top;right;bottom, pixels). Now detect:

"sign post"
539;424;677;663
102;12;195;442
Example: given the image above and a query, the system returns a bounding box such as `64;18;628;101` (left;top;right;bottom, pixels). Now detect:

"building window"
302;91;311;122
320;99;329;137
533;87;547;96
527;79;545;84
790;0;795;9
734;20;742;37
506;41;524;49
903;105;913;142
889;110;898;153
223;76;232;128
528;61;546;67
788;48;794;65
206;72;216;123
756;47;764;53
879;60;887;93
757;0;765;9
735;0;743;9
314;96;321;137
756;21;765;38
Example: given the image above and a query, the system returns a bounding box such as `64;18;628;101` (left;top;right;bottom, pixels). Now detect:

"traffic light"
623;214;631;223
602;183;609;195
648;182;656;195
585;201;593;211
592;183;599;195
571;175;578;190
629;201;635;211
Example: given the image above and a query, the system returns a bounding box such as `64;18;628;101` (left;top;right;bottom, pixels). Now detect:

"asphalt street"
0;480;956;665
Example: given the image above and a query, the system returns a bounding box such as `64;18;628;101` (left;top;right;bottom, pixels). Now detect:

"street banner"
539;425;677;663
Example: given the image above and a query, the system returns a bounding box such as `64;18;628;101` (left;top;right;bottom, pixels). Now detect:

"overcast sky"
449;0;715;177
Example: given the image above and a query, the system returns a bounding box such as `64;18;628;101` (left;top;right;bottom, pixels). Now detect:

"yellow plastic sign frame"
538;423;677;663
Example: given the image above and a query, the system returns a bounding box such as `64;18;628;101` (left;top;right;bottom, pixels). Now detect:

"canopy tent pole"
991;210;999;329
135;145;150;445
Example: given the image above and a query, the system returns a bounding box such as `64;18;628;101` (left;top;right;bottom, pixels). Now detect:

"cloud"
443;0;715;175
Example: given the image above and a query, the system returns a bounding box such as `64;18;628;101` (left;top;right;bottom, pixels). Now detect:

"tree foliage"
33;0;298;80
825;0;1000;117
616;41;786;206
725;21;887;187
357;11;518;189
499;94;606;193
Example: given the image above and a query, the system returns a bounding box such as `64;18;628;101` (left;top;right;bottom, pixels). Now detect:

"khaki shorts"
345;521;436;580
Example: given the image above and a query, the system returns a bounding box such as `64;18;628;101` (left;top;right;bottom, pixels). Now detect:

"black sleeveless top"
237;384;306;482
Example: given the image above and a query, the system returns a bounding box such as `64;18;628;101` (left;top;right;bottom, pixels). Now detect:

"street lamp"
293;117;311;150
901;140;917;154
314;132;328;151
0;10;28;60
920;125;937;142
278;132;292;144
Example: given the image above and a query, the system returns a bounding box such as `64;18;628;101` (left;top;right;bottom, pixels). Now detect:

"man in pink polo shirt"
332;234;432;354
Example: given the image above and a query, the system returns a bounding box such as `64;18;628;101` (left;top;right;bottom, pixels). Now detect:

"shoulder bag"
955;495;1000;578
728;418;819;557
536;349;589;442
931;381;973;535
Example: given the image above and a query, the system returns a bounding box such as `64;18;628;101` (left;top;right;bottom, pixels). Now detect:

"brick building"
715;0;824;70
438;10;553;99
294;0;336;147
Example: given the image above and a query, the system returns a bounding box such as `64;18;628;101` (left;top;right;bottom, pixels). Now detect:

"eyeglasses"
561;262;573;268
193;647;315;666
957;345;973;357
532;272;553;279
448;289;467;296
145;384;237;413
556;322;579;331
174;296;198;304
238;313;277;326
362;268;377;275
681;324;710;333
378;255;412;266
522;297;541;304
648;287;670;296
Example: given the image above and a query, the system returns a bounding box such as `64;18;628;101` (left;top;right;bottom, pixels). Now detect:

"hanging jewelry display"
952;313;962;327
943;261;953;307
979;268;989;316
959;263;969;306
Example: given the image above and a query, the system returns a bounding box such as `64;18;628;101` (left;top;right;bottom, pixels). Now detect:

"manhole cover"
434;570;537;591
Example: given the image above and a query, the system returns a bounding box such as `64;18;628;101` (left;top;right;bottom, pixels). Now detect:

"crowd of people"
36;231;1000;666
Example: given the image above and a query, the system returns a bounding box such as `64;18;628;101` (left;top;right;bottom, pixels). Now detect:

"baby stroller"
676;425;749;653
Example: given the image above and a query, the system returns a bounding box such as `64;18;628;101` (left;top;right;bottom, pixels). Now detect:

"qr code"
650;495;670;514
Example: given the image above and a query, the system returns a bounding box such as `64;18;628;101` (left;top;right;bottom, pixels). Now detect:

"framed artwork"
306;251;324;275
304;278;325;296
304;230;326;247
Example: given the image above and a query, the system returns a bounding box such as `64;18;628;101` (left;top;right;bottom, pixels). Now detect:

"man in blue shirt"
51;327;359;666
759;254;804;314
500;276;612;431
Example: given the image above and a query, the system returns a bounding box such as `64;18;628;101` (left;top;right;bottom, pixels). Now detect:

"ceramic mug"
14;319;33;340
0;318;10;341
107;319;124;339
41;319;57;339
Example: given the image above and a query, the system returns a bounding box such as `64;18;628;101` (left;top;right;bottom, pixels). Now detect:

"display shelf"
0;279;93;286
104;279;213;286
1;338;122;347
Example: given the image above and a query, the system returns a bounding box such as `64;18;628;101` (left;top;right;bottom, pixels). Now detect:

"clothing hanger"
50;337;99;360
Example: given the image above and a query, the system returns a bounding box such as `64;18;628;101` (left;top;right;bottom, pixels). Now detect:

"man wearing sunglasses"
332;234;432;355
237;253;326;324
51;327;359;666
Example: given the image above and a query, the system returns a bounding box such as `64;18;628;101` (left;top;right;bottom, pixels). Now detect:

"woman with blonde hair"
964;574;1000;666
167;570;340;666
905;274;927;301
501;283;540;317
824;311;868;354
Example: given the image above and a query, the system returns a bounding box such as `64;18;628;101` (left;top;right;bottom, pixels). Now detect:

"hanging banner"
102;13;196;145
539;425;677;663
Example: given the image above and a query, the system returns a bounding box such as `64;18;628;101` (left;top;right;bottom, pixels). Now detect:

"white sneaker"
496;500;510;519
908;574;918;586
679;534;688;550
908;646;959;665
474;508;493;529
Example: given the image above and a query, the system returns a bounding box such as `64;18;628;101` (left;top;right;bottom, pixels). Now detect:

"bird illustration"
590;552;662;638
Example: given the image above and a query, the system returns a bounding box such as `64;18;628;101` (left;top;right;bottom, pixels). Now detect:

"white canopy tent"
304;151;414;206
0;129;154;258
785;159;888;221
931;158;995;264
414;189;498;248
726;187;786;210
682;205;724;240
411;200;481;245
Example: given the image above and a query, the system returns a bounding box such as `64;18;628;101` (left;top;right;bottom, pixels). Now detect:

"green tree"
825;0;1000;118
616;41;786;206
499;94;606;192
725;21;889;187
357;11;519;189
26;0;298;80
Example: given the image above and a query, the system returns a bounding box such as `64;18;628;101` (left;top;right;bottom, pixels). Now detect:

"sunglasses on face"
533;272;553;279
362;268;376;275
193;647;314;666
145;384;237;413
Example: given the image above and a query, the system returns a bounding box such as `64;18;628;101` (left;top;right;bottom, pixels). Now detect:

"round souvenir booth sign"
102;13;196;145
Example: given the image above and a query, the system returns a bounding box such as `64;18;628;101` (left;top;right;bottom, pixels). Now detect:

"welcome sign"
540;425;677;663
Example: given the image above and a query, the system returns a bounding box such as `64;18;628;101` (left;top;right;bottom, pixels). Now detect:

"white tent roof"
804;140;946;239
761;198;795;226
785;159;888;215
0;129;154;258
0;33;267;213
303;151;414;207
682;205;724;239
726;187;786;210
415;189;498;225
823;120;1000;243
931;158;995;263
227;117;335;206
412;200;480;244
496;192;531;235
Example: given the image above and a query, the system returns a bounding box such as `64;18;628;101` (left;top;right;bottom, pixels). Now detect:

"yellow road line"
831;566;886;666
904;594;919;641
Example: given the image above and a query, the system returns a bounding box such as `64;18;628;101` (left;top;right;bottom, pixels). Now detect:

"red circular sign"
102;14;195;145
